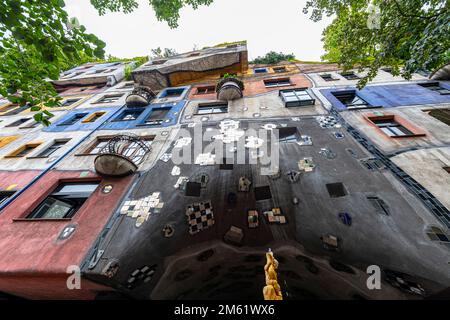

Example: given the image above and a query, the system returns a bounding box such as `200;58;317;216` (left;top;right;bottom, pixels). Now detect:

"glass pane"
57;183;99;194
39;198;73;219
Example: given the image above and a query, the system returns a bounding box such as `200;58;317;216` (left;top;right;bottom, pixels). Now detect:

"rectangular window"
143;108;171;125
320;73;338;81
332;91;371;109
60;98;81;107
160;88;185;98
195;86;216;95
340;71;360;80
85;137;111;155
254;68;268;74
5;143;41;158
273;67;287;73
418;82;450;95
151;59;167;65
115;109;144;121
371;117;413;137
196;103;228;115
0;191;15;206
367;196;390;215
5;118;31;127
278;127;299;143
82;112;106;123
26;181;99;219
120;82;134;89
279;89;315;107
35;139;69;158
58;113;88;126
427;109;450;126
264;78;291;88
95;93;123;104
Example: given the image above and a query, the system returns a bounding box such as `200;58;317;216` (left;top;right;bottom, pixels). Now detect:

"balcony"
94;134;152;176
125;86;156;107
216;77;244;101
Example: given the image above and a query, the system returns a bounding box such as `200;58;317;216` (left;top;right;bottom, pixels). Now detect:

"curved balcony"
125;86;156;107
94;134;152;177
216;77;244;101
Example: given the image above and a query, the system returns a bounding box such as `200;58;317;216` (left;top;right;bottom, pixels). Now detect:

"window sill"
13;218;72;222
390;133;426;139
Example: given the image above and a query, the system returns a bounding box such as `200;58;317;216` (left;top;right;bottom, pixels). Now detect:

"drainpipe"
0;105;126;213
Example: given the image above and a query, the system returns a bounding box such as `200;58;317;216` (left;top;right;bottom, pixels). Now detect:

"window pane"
36;198;73;219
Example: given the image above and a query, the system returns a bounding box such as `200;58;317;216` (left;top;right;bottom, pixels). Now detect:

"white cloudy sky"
64;0;334;61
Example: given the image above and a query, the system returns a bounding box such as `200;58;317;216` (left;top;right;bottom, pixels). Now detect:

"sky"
64;0;334;61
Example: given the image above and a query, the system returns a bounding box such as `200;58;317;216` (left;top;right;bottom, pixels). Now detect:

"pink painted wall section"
0;170;134;299
0;170;41;191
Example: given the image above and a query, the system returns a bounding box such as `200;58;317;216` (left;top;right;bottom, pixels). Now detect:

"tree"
303;0;450;87
0;0;106;123
251;51;296;65
150;47;178;58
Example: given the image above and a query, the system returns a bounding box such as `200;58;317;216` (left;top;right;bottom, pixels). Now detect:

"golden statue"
263;249;283;300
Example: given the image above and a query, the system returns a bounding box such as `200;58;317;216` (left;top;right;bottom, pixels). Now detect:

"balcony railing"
94;134;152;176
125;86;156;107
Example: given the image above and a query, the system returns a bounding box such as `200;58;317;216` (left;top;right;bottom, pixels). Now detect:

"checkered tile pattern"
185;201;215;235
126;265;156;289
316;116;342;129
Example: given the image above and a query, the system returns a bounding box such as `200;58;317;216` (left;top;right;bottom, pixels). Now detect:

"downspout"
0;105;126;213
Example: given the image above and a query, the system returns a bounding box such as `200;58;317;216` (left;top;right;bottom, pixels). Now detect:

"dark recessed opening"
185;182;201;197
329;260;356;274
254;186;272;201
278;127;299;143
220;158;234;170
326;183;347;198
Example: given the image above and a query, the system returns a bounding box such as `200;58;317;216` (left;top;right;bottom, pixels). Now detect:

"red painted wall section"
0;170;41;191
188;73;312;100
0;170;134;299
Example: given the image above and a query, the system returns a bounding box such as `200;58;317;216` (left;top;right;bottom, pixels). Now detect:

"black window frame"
0;191;15;206
5;118;31;127
196;103;229;115
114;109;144;122
320;73;339;82
141;107;172;126
33;139;70;158
418;82;450;95
264;78;292;88
340;71;360;80
26;181;100;220
58;113;88;126
371;117;414;137
94;93;124;104
279;88;315;107
332;90;373;109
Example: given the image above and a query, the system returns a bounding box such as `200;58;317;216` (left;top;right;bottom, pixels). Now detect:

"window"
273;67;287;73
426;226;450;243
58;113;88;126
320;73;338;81
0;103;19;113
85;137;111;155
89;69;107;74
34;139;69;158
159;88;185;98
279;88;315;107
95;93;123;104
278;127;299;143
60;98;81;107
443;167;450;174
143;108;171;125
332;91;371;109
195;85;216;95
115;109;144;121
188;52;200;57
254;68;268;74
5;118;31;127
340;71;360;80
367;196;390;215
61;71;83;79
0;191;15;206
326;183;347;198
196;103;228;115
418;82;450;95
370;117;414;137
151;59;167;65
427;109;450;126
5;143;41;158
26;181;99;219
82;112;106;123
264;78;291;88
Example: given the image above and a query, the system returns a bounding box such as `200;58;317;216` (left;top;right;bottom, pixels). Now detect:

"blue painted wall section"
320;81;450;111
100;100;187;130
43;106;123;132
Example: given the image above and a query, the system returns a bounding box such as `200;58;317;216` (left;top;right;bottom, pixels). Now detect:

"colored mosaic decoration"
120;192;163;227
316;116;342;129
185;201;215;235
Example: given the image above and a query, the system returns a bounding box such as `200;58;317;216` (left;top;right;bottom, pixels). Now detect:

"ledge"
13;218;72;222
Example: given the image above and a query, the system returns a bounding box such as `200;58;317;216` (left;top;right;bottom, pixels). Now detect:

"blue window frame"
254;68;268;74
58;113;88;126
115;109;144;121
159;88;185;98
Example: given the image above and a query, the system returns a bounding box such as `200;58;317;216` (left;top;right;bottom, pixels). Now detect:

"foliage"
202;40;247;49
303;0;450;88
150;47;178;58
91;0;214;28
251;51;296;65
0;0;106;123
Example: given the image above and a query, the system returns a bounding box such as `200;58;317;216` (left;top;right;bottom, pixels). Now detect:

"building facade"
0;43;449;300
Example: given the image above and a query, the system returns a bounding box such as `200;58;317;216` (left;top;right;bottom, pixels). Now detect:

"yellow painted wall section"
0;136;19;149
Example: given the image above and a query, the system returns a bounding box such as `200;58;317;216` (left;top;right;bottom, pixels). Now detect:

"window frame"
264;77;292;88
195;102;229;115
4;142;42;158
332;90;373;109
254;68;268;74
29;139;70;159
140;107;172;126
195;85;216;95
418;82;450;95
0;191;15;206
367;115;425;138
93;93;124;104
82;112;106;123
57;113;88;126
113;109;144;122
279;88;315;107
340;71;360;80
